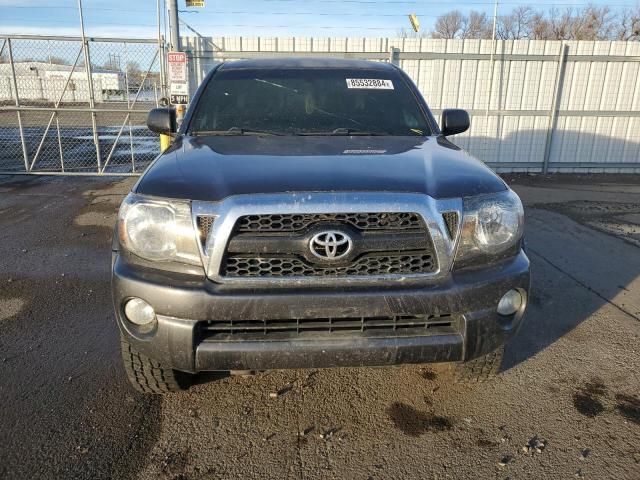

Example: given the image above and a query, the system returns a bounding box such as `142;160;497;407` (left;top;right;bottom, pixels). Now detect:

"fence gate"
0;35;164;175
2;34;640;175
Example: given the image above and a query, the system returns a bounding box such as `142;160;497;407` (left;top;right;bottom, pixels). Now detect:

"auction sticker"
346;78;394;89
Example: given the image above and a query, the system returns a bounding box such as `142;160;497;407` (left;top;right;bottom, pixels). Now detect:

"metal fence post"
388;47;399;66
7;38;30;172
123;42;136;172
543;43;569;174
157;0;167;99
159;37;167;99
77;0;102;172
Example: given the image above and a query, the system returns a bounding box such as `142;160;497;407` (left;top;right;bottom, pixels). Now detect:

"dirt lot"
0;174;639;479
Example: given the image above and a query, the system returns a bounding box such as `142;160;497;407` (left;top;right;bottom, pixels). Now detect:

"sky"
0;0;638;39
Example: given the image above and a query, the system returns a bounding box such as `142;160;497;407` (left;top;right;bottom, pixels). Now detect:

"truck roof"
218;57;397;71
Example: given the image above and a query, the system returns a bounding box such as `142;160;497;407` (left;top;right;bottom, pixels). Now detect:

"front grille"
201;313;456;339
221;211;437;278
237;212;424;233
224;253;434;277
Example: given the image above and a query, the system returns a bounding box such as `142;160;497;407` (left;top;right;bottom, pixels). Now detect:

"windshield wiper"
298;128;386;136
191;127;284;136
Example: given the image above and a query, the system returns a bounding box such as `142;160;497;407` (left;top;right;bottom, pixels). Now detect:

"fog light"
497;289;523;316
124;298;156;326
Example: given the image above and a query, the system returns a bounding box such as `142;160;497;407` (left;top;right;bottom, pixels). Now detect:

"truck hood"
135;136;506;201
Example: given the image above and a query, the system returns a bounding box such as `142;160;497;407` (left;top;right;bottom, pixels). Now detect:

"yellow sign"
408;14;420;33
186;0;205;7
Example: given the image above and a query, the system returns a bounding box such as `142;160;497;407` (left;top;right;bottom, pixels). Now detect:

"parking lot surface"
0;174;639;479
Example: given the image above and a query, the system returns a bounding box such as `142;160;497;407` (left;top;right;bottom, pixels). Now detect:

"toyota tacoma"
112;58;530;393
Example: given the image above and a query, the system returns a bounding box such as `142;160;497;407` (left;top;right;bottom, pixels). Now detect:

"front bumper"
112;251;530;373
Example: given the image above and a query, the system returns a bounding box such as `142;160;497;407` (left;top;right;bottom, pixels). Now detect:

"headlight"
454;189;524;267
117;193;202;265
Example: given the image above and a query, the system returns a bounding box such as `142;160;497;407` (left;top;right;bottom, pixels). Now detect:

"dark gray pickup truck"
112;58;530;394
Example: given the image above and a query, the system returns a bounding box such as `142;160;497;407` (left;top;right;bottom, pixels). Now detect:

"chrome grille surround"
196;215;215;247
442;211;460;240
192;192;462;285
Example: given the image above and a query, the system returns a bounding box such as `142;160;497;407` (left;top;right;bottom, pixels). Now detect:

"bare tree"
497;6;536;39
432;10;465;39
570;6;615;40
429;5;639;41
396;27;429;39
48;56;67;65
529;12;551;40
126;61;142;75
547;8;573;40
617;7;640;41
462;10;492;39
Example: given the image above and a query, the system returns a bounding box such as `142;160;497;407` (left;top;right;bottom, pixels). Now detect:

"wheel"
455;346;504;383
120;339;191;394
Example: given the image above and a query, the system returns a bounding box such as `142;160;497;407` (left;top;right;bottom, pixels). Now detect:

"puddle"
615;394;640;425
421;369;437;381
387;402;453;437
573;379;607;418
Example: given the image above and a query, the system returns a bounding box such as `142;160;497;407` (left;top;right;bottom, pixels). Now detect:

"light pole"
166;0;186;133
484;0;499;164
168;0;181;52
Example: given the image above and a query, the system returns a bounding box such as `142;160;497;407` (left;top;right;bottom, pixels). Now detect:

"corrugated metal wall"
183;37;640;173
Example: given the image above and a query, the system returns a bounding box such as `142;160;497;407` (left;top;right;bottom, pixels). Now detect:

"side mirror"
441;109;470;137
147;107;176;135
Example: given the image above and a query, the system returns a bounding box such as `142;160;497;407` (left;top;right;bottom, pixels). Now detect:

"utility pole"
486;0;498;119
483;0;499;165
166;0;186;128
168;0;181;52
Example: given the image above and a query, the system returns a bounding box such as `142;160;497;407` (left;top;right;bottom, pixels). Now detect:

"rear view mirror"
441;109;470;137
147;107;177;135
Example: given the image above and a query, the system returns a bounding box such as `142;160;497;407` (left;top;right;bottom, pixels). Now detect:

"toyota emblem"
309;230;353;260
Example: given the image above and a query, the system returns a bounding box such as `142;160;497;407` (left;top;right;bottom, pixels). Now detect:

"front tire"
120;339;191;394
455;346;504;383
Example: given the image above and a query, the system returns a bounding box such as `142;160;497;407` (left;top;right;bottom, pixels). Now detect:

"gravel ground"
0;174;639;479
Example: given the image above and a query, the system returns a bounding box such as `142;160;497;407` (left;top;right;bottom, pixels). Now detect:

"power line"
0;15;158;27
102;4;640;19
0;16;404;31
185;11;439;17
3;6;155;12
3;1;639;34
254;0;640;4
172;23;401;30
3;1;640;9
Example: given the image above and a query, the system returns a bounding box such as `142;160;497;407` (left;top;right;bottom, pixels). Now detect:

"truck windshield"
188;68;431;136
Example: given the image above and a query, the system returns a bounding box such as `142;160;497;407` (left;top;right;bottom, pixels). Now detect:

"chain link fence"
0;35;164;175
2;34;640;175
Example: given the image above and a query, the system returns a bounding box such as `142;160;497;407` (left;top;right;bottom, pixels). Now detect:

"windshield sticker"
346;78;394;90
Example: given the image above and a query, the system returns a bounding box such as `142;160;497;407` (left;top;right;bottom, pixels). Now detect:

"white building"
0;61;126;103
